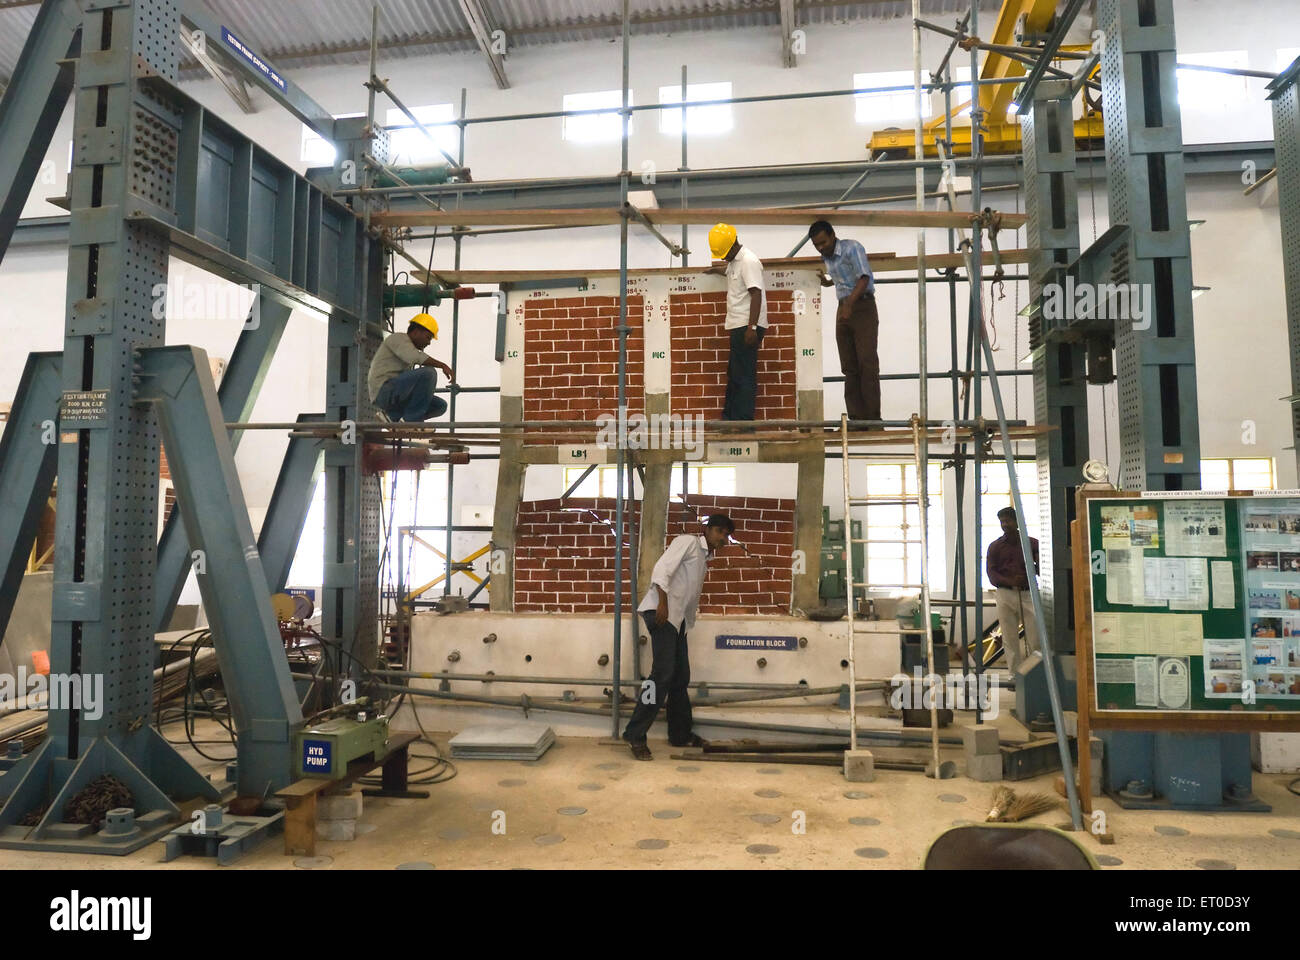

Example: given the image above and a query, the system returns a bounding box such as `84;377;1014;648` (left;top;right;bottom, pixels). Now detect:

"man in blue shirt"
809;220;880;421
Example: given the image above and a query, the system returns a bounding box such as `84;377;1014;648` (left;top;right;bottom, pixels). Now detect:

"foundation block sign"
715;635;798;651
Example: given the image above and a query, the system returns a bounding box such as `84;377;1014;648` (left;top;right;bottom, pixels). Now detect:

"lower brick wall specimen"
514;495;795;615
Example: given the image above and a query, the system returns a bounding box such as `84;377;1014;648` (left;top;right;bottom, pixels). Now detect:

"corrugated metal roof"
0;5;38;88
0;0;1005;84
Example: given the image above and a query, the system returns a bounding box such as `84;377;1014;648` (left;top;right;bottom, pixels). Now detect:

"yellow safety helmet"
409;312;439;339
708;222;737;259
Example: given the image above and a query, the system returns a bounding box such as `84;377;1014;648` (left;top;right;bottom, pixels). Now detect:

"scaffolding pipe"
611;0;631;739
443;87;468;597
371;669;898;690
969;0;986;726
374;681;990;745
912;0;942;781
680;64;689;266
334;154;1021;199
227;417;1029;431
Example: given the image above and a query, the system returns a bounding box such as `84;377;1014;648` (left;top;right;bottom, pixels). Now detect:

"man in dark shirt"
986;506;1040;672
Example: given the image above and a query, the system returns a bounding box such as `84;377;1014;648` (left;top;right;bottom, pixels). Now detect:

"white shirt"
724;246;768;330
637;534;711;631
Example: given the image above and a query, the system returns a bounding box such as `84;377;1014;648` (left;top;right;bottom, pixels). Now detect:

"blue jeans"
375;367;448;422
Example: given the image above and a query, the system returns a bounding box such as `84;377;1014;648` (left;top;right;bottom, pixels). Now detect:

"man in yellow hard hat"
367;313;455;421
703;222;766;420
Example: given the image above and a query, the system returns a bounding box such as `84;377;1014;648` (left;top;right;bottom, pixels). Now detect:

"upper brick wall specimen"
513;495;795;616
670;291;797;420
522;296;644;434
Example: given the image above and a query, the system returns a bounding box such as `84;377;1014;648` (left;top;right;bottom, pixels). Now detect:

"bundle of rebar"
0;646;221;752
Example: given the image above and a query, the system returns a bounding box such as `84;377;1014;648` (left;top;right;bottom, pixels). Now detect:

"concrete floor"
0;711;1297;870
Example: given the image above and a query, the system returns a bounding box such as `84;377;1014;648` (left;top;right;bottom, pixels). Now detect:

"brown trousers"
836;295;880;421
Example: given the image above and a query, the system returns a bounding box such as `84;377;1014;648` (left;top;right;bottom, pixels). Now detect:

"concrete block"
315;818;356;842
1252;732;1300;774
966;753;1003;782
1062;710;1078;738
959;723;1000;757
318;791;363;821
844;749;875;782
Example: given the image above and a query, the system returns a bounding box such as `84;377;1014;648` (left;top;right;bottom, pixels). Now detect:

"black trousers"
836;295;880;421
621;611;693;745
721;325;765;420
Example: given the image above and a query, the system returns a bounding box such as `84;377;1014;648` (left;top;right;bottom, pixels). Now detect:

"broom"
985;786;1060;822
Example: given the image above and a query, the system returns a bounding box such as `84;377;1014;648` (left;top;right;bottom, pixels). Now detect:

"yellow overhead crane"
868;0;1104;158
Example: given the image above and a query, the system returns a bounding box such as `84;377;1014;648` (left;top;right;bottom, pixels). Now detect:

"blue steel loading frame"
0;0;384;853
0;0;1280;853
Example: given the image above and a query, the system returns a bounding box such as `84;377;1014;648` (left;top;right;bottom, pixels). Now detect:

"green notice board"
1086;493;1300;714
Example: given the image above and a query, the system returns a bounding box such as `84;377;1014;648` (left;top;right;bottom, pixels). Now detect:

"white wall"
2;4;1298;608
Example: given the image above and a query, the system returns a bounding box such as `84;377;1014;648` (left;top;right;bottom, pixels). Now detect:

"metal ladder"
840;414;944;777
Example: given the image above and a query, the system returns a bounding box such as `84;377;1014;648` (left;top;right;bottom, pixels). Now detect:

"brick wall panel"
515;495;795;614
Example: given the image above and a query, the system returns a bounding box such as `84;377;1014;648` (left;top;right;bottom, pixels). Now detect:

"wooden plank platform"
373;206;1027;231
412;249;1029;286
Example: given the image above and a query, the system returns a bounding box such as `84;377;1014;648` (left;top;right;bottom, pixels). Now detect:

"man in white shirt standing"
622;514;735;760
704;223;767;421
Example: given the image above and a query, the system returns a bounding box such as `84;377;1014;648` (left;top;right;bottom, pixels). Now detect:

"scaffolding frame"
293;1;1079;737
303;1;1079;783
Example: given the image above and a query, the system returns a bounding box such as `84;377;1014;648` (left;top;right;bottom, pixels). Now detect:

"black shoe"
669;734;706;748
627;741;653;761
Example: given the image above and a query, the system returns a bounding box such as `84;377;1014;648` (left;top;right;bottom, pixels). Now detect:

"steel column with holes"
1269;60;1300;479
1092;0;1256;810
0;0;225;855
1097;0;1199;491
1022;79;1087;655
0;0;386;853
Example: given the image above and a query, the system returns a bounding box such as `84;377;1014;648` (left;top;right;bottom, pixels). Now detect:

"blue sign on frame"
221;27;287;92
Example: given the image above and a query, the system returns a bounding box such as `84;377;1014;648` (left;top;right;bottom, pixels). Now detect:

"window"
385;104;459;165
979;462;1040;590
289;468;451;595
670;464;736;497
859;462;944;592
854;70;932;125
1177;51;1250;110
563;89;632;143
286;476;326;589
383;467;451;594
659;81;733;135
942;66;975;119
299;113;364;165
1200;457;1275;492
560;464;736;498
